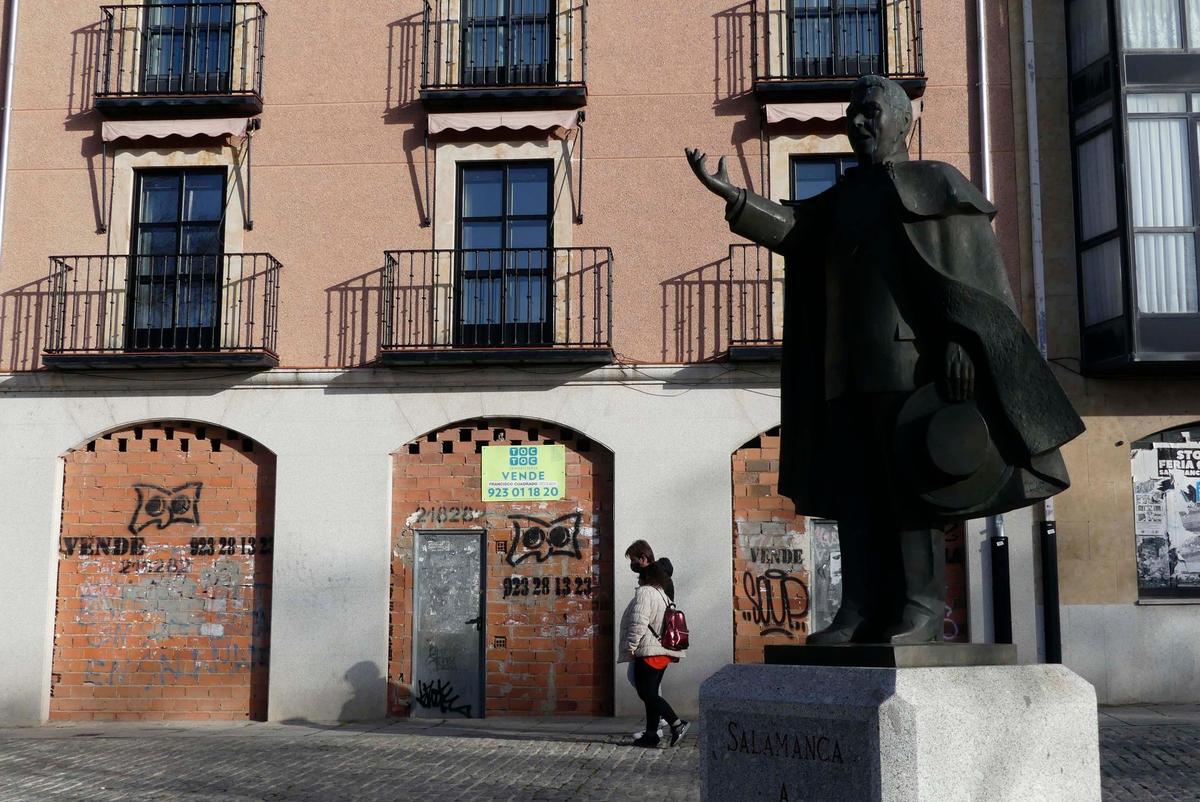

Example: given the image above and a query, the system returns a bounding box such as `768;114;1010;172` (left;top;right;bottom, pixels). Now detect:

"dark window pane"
792;161;839;200
462;168;504;217
176;279;217;328
505;274;546;323
511;0;550;15
467;0;505;18
462;221;503;251
181;225;222;255
509;164;551;216
461;276;502;323
140;175;180;224
138;226;180;257
508;219;549;250
466;25;506;71
135;252;177;277
133;283;172;329
182;173;224;222
510;22;550;69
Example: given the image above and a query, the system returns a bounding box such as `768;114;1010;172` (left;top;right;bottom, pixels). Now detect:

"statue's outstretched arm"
685;148;798;253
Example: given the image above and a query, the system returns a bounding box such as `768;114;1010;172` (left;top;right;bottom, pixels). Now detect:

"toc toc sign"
481;445;566;501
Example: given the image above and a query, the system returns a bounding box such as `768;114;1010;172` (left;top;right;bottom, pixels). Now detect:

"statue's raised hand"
685;148;740;203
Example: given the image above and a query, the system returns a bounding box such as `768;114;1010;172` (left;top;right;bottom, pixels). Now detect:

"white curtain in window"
1129;118;1191;228
1081;239;1125;325
1136;234;1197;313
1123;0;1182;49
1190;0;1200;49
1076;131;1118;241
1070;0;1109;70
1127;93;1188;113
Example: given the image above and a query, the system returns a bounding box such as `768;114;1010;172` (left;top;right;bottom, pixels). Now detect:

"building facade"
1016;0;1200;703
0;0;1019;725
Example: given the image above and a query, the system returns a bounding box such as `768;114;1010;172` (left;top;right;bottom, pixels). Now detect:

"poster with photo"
1132;443;1200;594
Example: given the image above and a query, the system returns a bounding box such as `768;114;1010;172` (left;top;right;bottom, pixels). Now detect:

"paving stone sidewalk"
0;707;1196;801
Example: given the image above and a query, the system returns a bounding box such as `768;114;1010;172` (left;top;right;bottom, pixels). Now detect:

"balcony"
750;0;924;101
419;0;587;110
378;247;612;365
726;244;783;360
94;2;266;118
44;253;281;369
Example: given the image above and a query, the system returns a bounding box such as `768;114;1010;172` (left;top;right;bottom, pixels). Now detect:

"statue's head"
846;75;913;165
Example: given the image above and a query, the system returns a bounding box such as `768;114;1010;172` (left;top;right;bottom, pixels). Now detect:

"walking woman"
619;540;689;747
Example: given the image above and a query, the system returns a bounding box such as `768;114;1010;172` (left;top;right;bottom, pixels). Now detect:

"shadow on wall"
324;266;386;368
65;22;106;235
0;275;55;371
712;3;767;195
386;13;425;113
68;21;102;118
382;13;431;227
661;258;731;363
713;2;755;105
339;661;390;722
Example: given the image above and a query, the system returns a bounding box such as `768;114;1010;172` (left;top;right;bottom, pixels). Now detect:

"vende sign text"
481;445;566;501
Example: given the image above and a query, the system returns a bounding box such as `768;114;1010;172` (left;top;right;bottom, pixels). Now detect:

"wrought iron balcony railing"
727;244;783;353
751;0;923;89
380;247;612;363
95;2;266;114
45;253;280;367
420;0;587;102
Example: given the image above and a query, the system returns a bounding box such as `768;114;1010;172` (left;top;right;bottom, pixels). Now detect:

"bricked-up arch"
51;422;274;721
731;428;969;661
732;427;813;662
390;419;613;716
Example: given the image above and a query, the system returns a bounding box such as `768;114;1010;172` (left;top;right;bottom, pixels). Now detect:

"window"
1126;93;1200;314
142;0;234;94
1133;424;1200;598
790;155;855;200
128;168;226;350
456;161;553;346
1121;0;1200;51
789;0;881;78
461;0;553;86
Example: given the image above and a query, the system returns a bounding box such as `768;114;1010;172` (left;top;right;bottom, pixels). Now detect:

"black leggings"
633;659;678;736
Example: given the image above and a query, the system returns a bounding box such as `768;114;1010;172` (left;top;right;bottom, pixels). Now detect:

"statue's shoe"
807;612;871;645
882;609;942;645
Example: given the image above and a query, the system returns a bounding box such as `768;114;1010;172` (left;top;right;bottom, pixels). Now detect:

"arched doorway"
389;418;614;717
51;421;275;720
731;427;968;661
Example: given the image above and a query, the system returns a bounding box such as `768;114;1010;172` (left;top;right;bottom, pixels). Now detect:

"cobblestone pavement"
0;707;1197;801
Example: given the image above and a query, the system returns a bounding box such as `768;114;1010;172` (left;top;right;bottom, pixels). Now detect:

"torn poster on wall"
1132;443;1200;594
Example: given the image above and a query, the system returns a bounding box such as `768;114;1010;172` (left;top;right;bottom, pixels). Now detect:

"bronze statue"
687;75;1084;644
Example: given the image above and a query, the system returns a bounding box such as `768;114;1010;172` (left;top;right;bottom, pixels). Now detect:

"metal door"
412;530;485;718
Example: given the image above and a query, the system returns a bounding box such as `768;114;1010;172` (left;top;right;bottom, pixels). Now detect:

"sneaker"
632;719;666;739
669;719;691;747
631;733;660;748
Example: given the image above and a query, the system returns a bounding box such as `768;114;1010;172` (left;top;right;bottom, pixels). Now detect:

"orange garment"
642;656;671;670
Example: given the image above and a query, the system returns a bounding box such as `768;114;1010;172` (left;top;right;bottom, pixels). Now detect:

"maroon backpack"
655;590;690;650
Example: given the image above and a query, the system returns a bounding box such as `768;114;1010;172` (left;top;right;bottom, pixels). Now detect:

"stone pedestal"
700;663;1100;801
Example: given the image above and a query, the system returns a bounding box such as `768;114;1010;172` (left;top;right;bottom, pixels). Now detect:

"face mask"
630;561;644;574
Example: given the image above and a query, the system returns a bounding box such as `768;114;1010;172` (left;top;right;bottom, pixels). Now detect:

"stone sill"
1136;598;1200;606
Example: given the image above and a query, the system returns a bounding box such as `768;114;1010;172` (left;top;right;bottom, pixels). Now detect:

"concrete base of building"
699;662;1100;802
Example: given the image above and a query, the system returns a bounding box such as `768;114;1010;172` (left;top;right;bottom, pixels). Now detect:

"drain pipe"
0;0;19;265
976;0;992;200
1021;0;1063;664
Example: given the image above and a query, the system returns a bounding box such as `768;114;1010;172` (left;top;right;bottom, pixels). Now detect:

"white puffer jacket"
618;585;685;663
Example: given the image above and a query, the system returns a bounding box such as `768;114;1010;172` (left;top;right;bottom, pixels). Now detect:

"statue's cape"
776;160;1084;519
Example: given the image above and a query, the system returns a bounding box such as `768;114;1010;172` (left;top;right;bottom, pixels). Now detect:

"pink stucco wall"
0;0;1017;369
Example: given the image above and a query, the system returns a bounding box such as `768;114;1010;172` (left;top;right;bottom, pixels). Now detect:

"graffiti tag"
129;482;203;534
415;678;471;717
506;513;582;566
742;569;809;638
